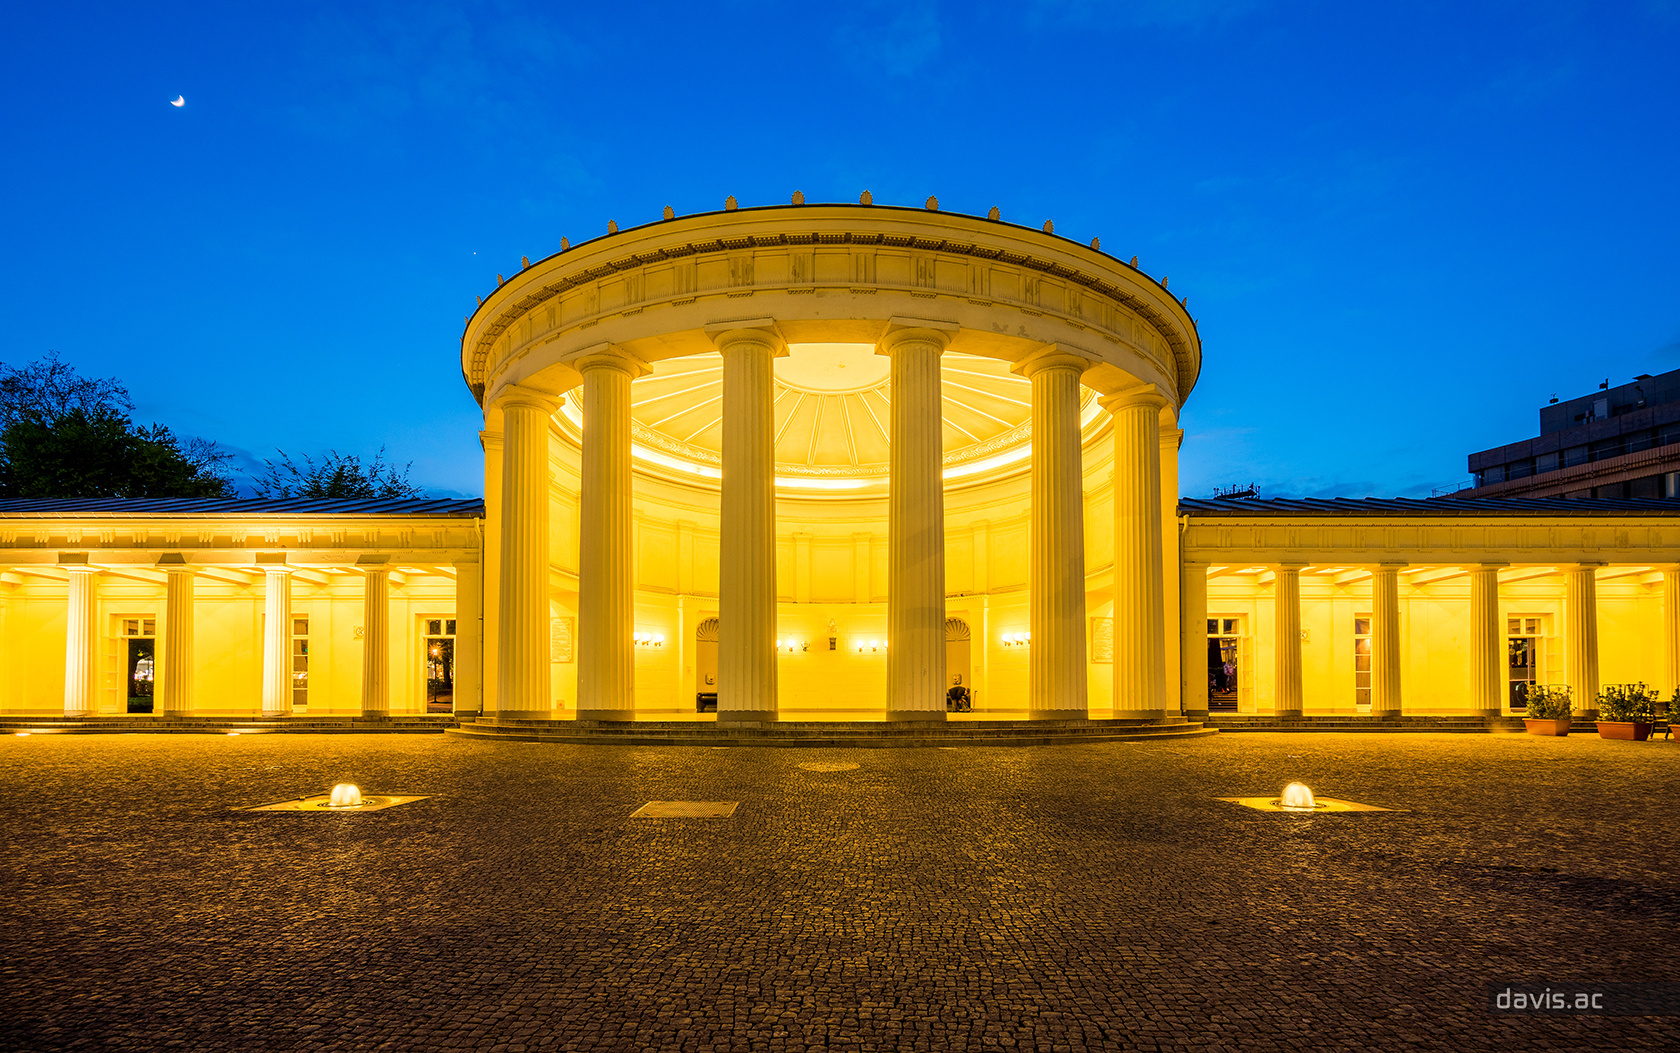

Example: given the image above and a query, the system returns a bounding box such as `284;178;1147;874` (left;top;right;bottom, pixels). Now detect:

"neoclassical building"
3;199;1677;727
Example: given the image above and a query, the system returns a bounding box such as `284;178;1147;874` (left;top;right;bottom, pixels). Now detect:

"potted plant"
1522;685;1573;736
1597;683;1657;741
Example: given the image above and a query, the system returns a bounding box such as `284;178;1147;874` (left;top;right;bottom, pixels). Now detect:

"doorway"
1206;617;1241;712
120;617;156;714
945;617;972;711
424;618;456;712
1507;616;1542;710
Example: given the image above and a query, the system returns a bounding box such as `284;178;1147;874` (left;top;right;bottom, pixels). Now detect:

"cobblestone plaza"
2;732;1676;1051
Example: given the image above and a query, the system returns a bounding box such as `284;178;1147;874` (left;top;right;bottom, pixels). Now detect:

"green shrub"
1597;683;1657;723
1524;685;1572;721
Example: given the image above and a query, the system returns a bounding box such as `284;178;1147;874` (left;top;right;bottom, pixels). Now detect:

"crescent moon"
170;96;185;107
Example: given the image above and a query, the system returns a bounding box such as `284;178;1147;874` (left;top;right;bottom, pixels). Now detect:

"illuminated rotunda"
4;196;1680;728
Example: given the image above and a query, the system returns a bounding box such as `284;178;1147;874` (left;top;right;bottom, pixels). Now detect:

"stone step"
449;717;1216;748
0;716;456;735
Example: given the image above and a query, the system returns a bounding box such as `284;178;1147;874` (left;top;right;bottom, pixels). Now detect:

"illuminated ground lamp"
1217;782;1397;813
245;783;432;813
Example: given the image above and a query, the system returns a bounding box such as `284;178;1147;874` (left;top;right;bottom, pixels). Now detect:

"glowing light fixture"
633;632;666;648
328;784;364;808
1002;631;1032;648
1278;783;1317;811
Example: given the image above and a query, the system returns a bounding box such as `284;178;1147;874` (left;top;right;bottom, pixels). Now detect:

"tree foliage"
253;447;422;499
0;352;235;499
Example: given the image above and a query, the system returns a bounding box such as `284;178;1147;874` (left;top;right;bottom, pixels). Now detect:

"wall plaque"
550;616;574;663
1091;617;1114;664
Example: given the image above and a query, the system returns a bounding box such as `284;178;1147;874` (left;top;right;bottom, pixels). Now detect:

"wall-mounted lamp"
854;638;889;653
775;638;808;654
633;632;665;648
1001;631;1032;648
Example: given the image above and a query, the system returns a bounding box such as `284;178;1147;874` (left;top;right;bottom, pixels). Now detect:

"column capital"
155;553;192;568
570;343;650;380
1274;561;1309;571
1476;562;1510;570
878;317;958;356
1099;382;1171;415
480;428;503;452
705;318;789;357
490;381;562;415
1373;561;1408;570
1010;344;1094;379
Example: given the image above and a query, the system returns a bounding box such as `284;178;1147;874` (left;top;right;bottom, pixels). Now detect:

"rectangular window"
1535;451;1559;473
292;616;309;711
1563;445;1589;467
122;618;156;637
424;618;457;713
1354;616;1372;709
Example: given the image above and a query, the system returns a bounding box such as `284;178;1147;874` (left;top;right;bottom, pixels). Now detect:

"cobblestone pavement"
1;731;1677;1052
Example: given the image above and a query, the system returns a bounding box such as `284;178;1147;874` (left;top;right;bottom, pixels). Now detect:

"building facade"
1465;369;1680;499
3;201;1677;725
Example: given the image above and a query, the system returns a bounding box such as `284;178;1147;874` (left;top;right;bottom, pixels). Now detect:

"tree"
0;352;235;499
253;447;422;499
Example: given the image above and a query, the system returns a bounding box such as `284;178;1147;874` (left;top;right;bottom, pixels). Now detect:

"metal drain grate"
1217;796;1396;813
630;801;739;818
798;761;860;772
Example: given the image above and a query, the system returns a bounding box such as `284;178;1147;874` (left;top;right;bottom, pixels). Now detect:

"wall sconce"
775;638;807;654
854;638;888;653
1001;631;1031;648
633;632;665;648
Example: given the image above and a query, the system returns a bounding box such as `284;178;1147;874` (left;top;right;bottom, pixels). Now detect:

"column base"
1274;708;1303;718
1184;708;1210;720
496;708;556;720
1113;708;1166;721
886;710;947;722
1028;708;1089;721
576;709;636;722
717;710;778;723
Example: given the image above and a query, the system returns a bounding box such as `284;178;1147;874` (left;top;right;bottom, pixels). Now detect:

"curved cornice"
461;202;1201;407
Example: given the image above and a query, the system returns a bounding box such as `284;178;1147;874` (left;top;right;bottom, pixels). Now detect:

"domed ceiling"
558;343;1099;493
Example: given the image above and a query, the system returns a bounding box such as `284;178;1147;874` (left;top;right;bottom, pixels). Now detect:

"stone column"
1161;426;1184;714
480;430;502;718
453;556;482;719
575;351;646;721
882;323;952;721
495;385;559;719
711;323;785;722
1662;565;1680;703
1015;349;1091;719
160;565;195;717
62;563;97;717
1370;563;1404;717
1566;564;1601;718
1103;386;1169;720
261;565;293;717
1273;564;1304;717
360;563;391;718
1180;562;1209;718
1469;564;1505;717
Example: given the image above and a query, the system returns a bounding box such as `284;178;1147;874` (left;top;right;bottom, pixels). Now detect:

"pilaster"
1272;564;1305;717
261;564;293;717
160;565;195;717
1566;563;1602;718
1370;563;1404;717
360;562;391;718
1469;564;1505;717
62;563;97;717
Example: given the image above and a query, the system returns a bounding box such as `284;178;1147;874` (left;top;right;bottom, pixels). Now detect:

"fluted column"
480;430;502;718
62;563;97;717
1180;562;1209;717
1103;386;1169;720
883;323;952;721
1566;564;1601;719
1161;426;1184;714
261;566;293;716
711;323;785;722
575;351;646;721
1370;563;1403;717
1015;348;1090;719
1273;564;1304;717
160;565;195;717
360;564;390;718
495;385;559;719
454;556;482;719
1469;564;1505;716
1663;566;1680;701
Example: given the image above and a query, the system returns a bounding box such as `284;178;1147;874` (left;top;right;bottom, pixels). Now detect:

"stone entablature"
1182;514;1680;565
463;204;1200;411
0;515;481;567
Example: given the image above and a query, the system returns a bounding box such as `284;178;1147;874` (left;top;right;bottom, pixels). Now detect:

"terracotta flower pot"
1523;718;1571;737
1596;721;1653;741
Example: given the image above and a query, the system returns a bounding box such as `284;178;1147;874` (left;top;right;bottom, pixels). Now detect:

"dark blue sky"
3;1;1676;498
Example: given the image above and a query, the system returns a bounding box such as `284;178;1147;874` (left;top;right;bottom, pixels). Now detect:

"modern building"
1464;369;1680;499
3;199;1678;727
